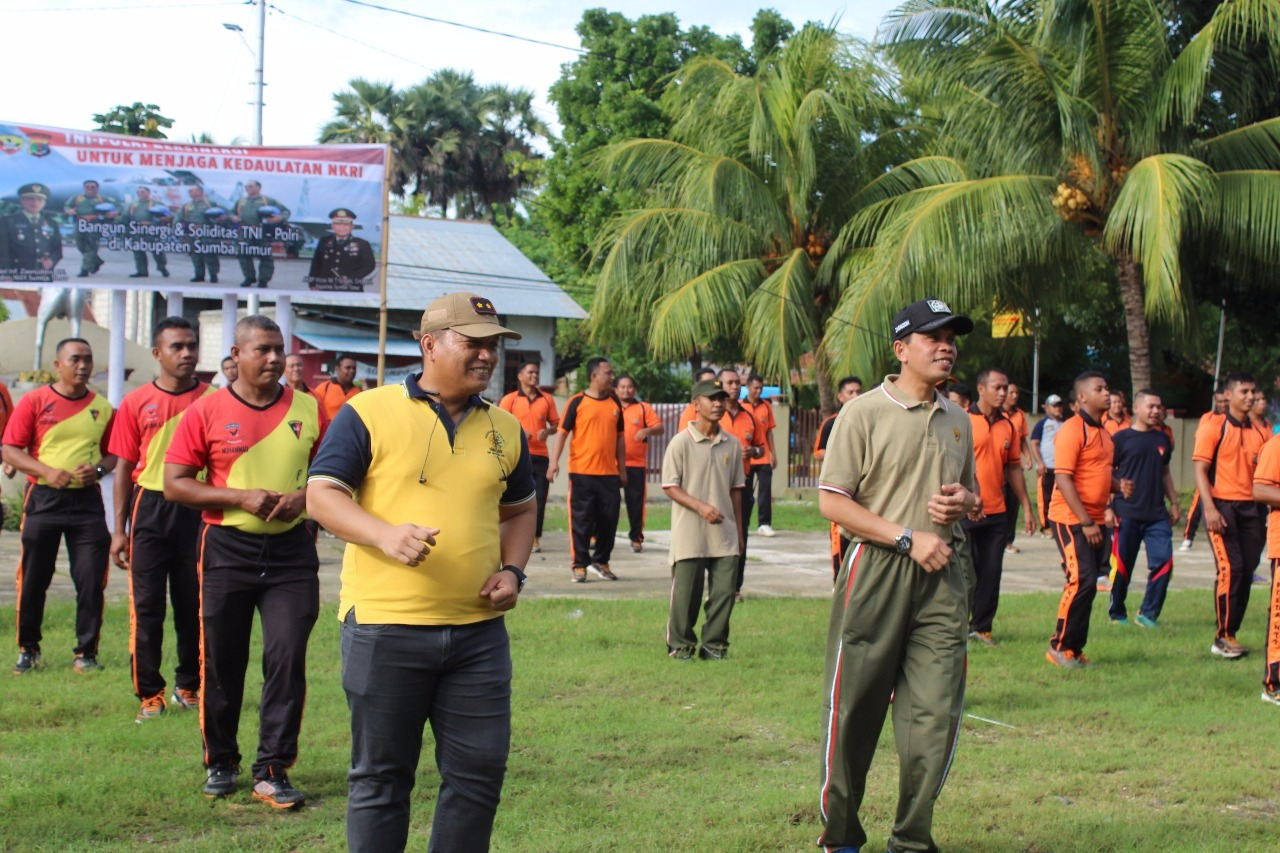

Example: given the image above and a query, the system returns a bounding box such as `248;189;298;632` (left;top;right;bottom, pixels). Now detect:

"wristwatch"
894;528;913;554
95;464;107;480
502;564;527;592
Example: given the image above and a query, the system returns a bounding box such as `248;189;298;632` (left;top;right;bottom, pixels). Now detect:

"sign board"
0;120;385;300
991;311;1030;338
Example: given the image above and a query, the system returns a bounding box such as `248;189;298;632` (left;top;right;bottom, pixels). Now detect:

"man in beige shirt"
660;378;746;661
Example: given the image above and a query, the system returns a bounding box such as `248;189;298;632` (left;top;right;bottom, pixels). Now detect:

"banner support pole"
376;146;393;386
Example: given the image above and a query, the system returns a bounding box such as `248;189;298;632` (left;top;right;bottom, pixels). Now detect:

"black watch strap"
502;564;527;592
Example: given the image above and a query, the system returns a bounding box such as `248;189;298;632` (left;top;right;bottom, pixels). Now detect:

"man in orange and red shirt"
813;376;862;579
717;369;766;594
617;374;662;553
548;356;627;583
499;360;560;551
165;315;326;806
1182;386;1229;550
1251;429;1280;705
742;375;779;537
1001;382;1033;554
965;368;1035;647
1102;389;1132;434
108;317;213;723
1046;371;1126;668
312;354;361;422
4;338;116;675
1194;371;1269;659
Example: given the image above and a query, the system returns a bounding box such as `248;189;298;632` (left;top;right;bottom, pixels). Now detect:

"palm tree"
319;79;414;194
830;0;1280;391
588;25;916;413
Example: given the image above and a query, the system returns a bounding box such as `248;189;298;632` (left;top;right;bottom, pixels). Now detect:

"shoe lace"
177;687;199;703
141;694;165;712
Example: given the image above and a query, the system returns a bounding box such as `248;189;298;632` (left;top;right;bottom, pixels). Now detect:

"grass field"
540;498;831;534
2;590;1277;851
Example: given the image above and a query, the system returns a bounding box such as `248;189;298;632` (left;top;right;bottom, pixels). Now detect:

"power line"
10;1;240;10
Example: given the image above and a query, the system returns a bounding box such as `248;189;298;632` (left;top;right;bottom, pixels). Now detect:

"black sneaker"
204;764;240;797
13;648;41;674
669;647;694;661
253;767;306;809
73;654;102;673
698;646;728;661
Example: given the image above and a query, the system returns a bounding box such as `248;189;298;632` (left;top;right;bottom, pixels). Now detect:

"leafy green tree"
832;0;1280;392
92;103;173;138
587;24;912;414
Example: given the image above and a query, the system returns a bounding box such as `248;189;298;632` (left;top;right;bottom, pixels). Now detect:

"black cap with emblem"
891;297;974;341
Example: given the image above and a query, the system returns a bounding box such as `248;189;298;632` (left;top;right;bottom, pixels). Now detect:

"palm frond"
743;250;817;386
646;260;767;361
1196;117;1280;171
1213;169;1280;278
1101;153;1216;321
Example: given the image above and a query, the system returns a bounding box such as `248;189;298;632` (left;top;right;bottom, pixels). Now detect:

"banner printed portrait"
0;121;386;300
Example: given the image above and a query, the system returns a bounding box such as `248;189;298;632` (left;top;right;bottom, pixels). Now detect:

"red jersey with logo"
621;400;662;468
2;385;113;487
499;389;560;457
109;381;214;491
741;398;777;466
560;391;624;476
165;386;326;533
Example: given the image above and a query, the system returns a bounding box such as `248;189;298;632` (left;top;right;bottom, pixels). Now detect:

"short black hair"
221;356;234;367
336;353;357;365
234;315;281;345
1072;370;1106;401
717;367;740;381
746;374;764;385
585;356;610;379
152;315;194;346
694;367;716;381
838;376;862;391
1225;371;1256;390
55;337;91;356
974;366;1007;387
517;360;540;374
616;373;635;385
949;382;971;400
1134;387;1160;404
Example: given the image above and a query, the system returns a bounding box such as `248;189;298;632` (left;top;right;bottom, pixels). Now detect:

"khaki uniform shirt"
661;424;746;563
818;376;975;545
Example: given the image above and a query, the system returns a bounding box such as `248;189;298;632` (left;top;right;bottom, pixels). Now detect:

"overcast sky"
7;0;900;146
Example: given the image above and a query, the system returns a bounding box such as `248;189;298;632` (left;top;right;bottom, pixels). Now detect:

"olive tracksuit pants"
819;542;968;853
666;555;738;654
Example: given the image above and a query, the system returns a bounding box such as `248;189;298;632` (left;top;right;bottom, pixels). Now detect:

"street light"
223;7;268;317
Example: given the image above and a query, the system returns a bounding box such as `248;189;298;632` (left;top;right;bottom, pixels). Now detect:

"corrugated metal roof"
291;217;588;320
295;331;421;357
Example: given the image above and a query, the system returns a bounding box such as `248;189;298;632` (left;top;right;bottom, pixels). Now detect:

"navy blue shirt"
1111;427;1172;521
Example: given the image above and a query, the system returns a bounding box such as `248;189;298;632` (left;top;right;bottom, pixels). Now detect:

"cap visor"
918;315;974;336
448;322;522;340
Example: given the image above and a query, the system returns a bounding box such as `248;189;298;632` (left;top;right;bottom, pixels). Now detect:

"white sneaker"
1178;539;1193;552
758;524;775;537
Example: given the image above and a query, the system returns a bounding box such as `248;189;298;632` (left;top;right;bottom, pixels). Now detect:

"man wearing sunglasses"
307;290;536;853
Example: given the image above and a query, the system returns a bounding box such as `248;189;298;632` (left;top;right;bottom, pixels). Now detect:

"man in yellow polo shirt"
307;290;535;853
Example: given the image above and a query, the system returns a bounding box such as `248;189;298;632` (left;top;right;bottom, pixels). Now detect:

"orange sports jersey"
1193;412;1269;501
814;412;837;455
621;399;661;467
1159;422;1174;449
968;405;1021;515
720;405;765;475
109;381;214;491
560;391;624;476
499;389;559;457
741;398;777;465
0;381;14;440
678;402;697;432
2;385;113;488
1254;434;1280;558
312;378;361;422
1102;412;1131;434
165;386;326;534
1006;407;1028;440
1048;413;1114;525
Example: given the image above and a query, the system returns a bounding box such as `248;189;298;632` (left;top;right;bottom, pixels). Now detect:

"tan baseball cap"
417;291;521;340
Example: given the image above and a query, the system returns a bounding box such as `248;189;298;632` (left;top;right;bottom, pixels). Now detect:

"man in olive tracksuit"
817;298;978;853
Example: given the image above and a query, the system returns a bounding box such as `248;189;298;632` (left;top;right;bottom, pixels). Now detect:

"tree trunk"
813;327;836;417
687;347;702;376
1115;254;1152;393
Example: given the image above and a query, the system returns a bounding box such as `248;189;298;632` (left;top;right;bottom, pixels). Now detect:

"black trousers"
746;464;773;526
530;455;549;538
131;249;167;275
198;524;319;777
624;465;647;543
965;511;1008;633
736;475;756;591
1184;492;1203;542
1038;468;1055;530
1208;499;1266;638
1002;482;1018;545
1049;521;1111;654
568;473;620;568
127;487;201;699
16;484;111;656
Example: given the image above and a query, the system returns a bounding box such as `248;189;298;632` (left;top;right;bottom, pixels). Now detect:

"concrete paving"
0;522;1224;606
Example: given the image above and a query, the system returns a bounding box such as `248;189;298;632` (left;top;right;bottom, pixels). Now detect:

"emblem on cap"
470;297;497;316
927;299;950;314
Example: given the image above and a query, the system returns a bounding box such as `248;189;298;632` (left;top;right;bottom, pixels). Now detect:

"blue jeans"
341;612;512;853
1109;516;1173;620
